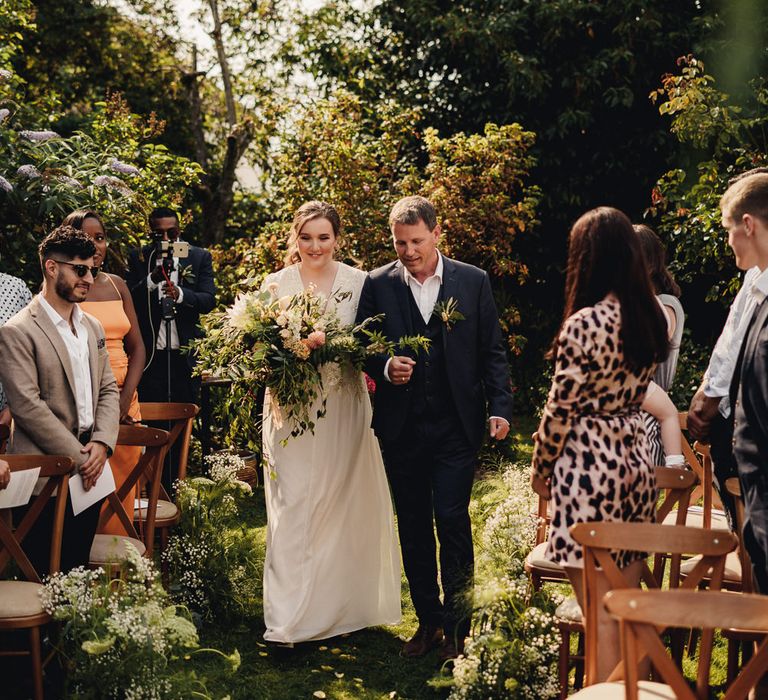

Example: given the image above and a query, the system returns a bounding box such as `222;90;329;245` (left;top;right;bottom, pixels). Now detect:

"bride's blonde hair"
285;201;341;266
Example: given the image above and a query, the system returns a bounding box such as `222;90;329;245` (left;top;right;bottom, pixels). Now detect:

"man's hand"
687;388;722;442
531;471;551;500
79;441;108;491
150;265;165;285
489;417;510;441
0;459;10;490
162;281;180;302
0;405;11;426
387;356;415;385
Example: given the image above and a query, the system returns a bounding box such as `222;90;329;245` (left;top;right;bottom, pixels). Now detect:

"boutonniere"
179;265;196;286
432;297;465;331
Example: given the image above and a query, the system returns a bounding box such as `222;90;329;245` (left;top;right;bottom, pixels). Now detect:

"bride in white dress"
261;201;402;643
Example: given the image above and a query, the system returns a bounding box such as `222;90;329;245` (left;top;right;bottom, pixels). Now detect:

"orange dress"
80;277;142;536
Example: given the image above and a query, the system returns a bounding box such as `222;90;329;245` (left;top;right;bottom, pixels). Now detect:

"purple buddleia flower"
108;158;140;176
0;175;13;192
93;174;132;196
0;109;10;123
0;69;12;81
57;175;81;188
16;164;41;179
19;130;60;142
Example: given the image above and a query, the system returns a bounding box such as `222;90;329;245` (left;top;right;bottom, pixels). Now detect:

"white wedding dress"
261;262;402;643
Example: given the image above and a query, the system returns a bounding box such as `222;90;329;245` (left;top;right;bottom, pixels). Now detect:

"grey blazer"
0;295;119;467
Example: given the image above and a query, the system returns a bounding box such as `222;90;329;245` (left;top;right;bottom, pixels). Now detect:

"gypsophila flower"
19;129;59;142
0;175;12;192
0;108;10;123
16;164;41;178
109;158;141;176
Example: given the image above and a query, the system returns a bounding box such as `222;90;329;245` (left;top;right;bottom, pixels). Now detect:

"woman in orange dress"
63;209;146;536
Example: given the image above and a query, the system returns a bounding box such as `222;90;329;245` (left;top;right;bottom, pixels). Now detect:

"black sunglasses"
51;259;99;278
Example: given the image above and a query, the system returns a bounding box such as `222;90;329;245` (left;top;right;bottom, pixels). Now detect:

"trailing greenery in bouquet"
193;283;429;449
163;452;262;624
40;544;239;699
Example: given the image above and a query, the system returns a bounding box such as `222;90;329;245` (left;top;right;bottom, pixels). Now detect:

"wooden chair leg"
29;626;43;700
558;624;570;700
727;638;739;684
574;630;585;690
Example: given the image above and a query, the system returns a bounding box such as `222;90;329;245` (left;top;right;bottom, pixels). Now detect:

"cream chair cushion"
679;550;741;583
555;596;583;623
89;534;146;566
0;581;46;618
134;499;177;521
571;680;675;698
662;506;729;530
526;542;565;574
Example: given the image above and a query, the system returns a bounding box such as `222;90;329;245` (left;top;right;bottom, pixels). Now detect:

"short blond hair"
720;172;768;224
388;195;437;231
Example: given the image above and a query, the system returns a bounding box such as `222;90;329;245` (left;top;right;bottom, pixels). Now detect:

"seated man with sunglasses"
0;226;119;573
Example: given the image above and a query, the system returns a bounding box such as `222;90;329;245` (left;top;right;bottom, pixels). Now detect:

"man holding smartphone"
126;208;216;482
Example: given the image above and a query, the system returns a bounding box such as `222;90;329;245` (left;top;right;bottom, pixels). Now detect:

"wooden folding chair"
675;412;727;529
134;403;198;557
0;424;9;453
571;520;738;686
571;588;768;699
722;478;764;683
556;466;699;697
90;425;169;567
0;455;73;700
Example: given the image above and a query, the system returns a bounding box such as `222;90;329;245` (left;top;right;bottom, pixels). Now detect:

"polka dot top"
0;272;33;408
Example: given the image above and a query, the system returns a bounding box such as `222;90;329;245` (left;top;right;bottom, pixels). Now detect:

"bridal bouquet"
194;283;429;441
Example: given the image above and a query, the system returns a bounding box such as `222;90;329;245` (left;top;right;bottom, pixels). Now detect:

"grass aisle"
189;420;537;700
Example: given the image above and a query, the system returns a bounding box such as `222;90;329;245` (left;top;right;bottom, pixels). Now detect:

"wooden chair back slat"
0;456;73;581
97;426;169;557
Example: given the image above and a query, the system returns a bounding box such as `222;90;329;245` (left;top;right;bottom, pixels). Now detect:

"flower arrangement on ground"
194;283;428;446
163;452;262;623
40;544;239;699
436;463;560;699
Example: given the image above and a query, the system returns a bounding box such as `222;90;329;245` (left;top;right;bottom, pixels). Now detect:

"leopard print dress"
532;295;657;568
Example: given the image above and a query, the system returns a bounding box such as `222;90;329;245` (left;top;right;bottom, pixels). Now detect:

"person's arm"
178;249;216;314
0;459;9;490
642;381;683;461
355;275;390;382
477;272;514;425
114;275;146;422
531;315;591;485
0;324;84;463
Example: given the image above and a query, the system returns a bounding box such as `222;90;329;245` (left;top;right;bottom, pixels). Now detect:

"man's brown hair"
720;172;768;224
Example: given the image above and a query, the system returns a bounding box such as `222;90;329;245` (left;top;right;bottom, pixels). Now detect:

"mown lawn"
187;418;537;700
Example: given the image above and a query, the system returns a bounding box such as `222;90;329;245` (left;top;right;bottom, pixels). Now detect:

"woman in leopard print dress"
531;206;669;680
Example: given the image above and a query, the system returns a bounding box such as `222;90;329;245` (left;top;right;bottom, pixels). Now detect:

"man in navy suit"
126;208;215;485
356;196;514;660
725;173;768;595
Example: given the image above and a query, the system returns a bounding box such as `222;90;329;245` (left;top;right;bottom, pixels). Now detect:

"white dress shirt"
702;266;768;417
146;257;185;350
38;294;93;432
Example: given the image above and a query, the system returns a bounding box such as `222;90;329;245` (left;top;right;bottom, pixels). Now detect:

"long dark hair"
553;207;669;371
634;224;681;297
62;208;106;233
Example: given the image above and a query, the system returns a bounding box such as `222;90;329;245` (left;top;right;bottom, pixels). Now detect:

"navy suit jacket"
732;296;768;480
356;256;513;449
125;243;216;370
